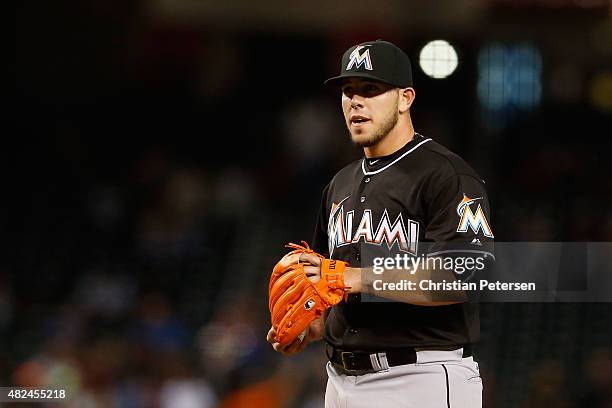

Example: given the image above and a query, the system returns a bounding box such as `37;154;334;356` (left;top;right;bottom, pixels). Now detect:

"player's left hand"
300;252;322;283
299;252;361;293
268;242;347;347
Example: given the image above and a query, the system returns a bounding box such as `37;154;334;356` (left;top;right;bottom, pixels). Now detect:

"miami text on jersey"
328;197;419;257
456;194;494;238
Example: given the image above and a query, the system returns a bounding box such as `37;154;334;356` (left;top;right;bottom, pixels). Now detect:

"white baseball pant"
325;348;482;408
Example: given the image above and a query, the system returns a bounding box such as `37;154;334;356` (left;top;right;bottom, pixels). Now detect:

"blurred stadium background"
12;0;612;407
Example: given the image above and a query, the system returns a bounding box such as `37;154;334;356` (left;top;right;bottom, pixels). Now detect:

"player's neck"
364;118;415;158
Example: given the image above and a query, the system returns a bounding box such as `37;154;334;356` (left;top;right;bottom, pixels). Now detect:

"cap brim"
323;72;399;88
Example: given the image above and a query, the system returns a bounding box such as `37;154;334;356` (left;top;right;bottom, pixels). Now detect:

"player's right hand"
266;316;324;356
267;326;308;355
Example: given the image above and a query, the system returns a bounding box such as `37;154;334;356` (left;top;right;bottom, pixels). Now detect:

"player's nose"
350;95;365;109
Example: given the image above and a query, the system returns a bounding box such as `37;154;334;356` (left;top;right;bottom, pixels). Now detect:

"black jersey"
312;133;494;350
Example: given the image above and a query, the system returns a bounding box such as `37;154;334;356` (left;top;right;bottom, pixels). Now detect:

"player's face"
341;78;399;148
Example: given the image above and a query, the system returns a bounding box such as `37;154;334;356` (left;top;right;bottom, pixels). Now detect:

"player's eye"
342;87;354;97
365;84;380;94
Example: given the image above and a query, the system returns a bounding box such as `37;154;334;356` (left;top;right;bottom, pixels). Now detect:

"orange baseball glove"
268;242;348;347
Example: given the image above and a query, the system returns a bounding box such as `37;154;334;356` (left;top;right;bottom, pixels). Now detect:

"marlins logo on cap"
346;45;373;71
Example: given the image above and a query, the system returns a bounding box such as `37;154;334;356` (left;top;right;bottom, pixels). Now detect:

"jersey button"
355;252;360;261
364;177;371;183
360;196;366;202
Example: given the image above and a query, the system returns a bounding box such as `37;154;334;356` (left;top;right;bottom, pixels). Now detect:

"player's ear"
398;87;415;113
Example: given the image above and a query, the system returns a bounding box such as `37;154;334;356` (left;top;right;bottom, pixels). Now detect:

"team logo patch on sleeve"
456;194;494;238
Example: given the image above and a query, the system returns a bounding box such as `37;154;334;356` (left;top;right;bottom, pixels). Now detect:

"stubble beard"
348;98;399;148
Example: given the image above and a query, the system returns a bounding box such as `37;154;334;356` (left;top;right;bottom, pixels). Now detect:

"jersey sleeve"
423;172;495;285
312;183;331;258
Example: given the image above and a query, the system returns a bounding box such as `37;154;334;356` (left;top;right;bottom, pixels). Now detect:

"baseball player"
267;40;494;408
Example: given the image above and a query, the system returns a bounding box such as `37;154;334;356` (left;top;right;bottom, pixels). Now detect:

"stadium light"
418;40;459;79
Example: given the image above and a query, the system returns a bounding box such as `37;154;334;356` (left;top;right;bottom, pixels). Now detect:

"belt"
330;344;472;375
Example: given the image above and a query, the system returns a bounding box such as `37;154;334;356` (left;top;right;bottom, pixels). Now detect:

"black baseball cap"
324;40;413;88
